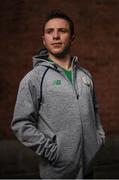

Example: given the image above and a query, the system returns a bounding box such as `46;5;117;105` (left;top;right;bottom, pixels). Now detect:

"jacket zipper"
59;71;79;100
54;64;79;100
72;65;79;100
54;66;84;172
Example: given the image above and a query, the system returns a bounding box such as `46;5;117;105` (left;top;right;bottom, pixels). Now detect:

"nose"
53;30;60;40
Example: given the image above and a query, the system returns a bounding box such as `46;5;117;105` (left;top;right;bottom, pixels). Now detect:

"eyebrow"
45;28;69;32
45;28;54;31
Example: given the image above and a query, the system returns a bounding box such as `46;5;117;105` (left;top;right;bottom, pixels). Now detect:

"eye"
59;28;68;33
45;29;53;34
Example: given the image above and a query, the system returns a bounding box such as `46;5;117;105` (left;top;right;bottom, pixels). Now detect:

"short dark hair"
42;10;74;36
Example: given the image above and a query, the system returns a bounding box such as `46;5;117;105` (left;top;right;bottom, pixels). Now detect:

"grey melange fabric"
11;49;105;179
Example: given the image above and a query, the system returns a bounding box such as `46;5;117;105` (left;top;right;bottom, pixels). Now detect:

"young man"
11;10;105;179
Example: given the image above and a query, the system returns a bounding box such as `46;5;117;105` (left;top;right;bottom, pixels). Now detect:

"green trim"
63;69;72;83
48;58;72;83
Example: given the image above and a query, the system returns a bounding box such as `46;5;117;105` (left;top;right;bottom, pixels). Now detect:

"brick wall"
0;0;119;139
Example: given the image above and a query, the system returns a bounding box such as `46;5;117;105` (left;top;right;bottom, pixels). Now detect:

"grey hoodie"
11;49;105;179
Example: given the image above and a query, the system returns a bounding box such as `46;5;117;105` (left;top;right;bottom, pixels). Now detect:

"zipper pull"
77;94;79;99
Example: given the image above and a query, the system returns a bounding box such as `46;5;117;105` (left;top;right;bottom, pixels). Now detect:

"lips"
51;43;62;49
51;42;62;45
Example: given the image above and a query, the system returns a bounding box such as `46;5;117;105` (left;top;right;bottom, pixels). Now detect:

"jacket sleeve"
11;75;57;163
93;86;105;144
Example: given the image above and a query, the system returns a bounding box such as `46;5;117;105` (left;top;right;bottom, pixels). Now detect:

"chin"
52;48;63;54
50;48;69;58
52;51;66;58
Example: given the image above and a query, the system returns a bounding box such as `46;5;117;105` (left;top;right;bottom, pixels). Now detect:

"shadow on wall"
0;133;119;179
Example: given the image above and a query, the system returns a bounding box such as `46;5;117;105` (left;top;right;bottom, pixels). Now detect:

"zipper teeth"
72;66;79;99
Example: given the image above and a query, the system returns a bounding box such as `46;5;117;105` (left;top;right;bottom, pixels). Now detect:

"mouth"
51;43;62;48
51;42;62;45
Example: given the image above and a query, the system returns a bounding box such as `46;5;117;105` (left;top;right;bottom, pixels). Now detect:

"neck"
48;53;72;70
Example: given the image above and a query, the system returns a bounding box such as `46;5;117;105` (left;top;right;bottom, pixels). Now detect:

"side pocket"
96;130;104;148
49;135;60;166
39;128;58;164
51;131;75;168
50;133;62;167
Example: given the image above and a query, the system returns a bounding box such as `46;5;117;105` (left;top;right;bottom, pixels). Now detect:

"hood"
32;48;78;69
32;48;50;67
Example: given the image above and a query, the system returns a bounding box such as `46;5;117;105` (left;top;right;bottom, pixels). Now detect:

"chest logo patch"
81;76;90;86
53;79;61;85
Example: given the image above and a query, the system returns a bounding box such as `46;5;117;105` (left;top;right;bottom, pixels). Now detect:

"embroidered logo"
81;76;90;86
53;80;61;85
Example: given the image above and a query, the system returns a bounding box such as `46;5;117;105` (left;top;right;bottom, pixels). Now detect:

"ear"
42;36;46;46
71;35;75;41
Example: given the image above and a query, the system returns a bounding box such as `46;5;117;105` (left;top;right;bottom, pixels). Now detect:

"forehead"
44;18;70;29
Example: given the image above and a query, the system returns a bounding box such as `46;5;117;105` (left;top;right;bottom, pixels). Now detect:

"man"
11;10;105;179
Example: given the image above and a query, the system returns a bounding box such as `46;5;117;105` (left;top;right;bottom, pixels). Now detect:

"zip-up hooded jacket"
11;49;105;179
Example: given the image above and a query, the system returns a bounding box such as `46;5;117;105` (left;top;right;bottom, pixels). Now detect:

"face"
42;18;74;58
